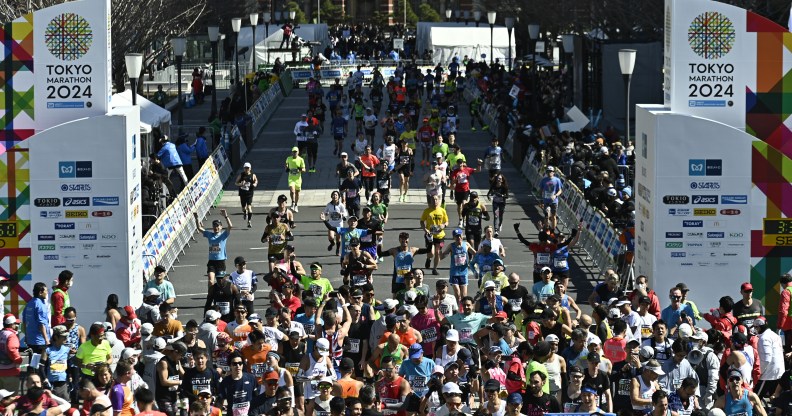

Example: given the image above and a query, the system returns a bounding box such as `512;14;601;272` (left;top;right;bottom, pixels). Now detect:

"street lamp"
487;11;496;65
463;10;470;25
250;13;259;73
170;37;186;127
263;12;271;64
289;10;296;21
561;34;574;106
207;26;220;117
445;9;452;22
619;49;637;141
473;10;481;27
504;17;514;71
454;10;461;23
124;53;143;106
231;17;242;87
528;23;540;115
274;11;282;25
317;0;321;24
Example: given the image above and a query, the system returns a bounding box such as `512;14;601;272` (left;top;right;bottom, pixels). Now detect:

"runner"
461;191;489;250
320;214;367;262
417;118;436;167
450;159;483;228
483;137;503;179
538;166;563;231
439;228;476;300
322;191;348;255
234;162;258;228
395;140;414;202
286;147;307;212
378;232;429;296
194;209;232;287
341;238;377;287
262;212;292;273
487;173;509;237
269;194;296;230
420;195;449;275
294;114;310;157
375;160;395;205
331;110;348;157
340;169;364;219
357;146;380;202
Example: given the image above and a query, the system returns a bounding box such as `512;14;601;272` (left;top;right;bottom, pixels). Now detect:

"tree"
392;0;419;26
417;4;442;22
312;0;344;25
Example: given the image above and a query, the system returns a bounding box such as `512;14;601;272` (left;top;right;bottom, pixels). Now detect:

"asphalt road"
166;87;596;321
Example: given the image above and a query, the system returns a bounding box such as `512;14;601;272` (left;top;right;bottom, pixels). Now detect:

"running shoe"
482;125;489;130
471;127;477;131
247;220;252;228
327;242;334;251
293;206;299;213
432;269;439;275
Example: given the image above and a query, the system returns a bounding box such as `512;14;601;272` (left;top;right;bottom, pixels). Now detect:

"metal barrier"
248;81;284;138
152;62;252;91
141;146;232;279
286;64;437;86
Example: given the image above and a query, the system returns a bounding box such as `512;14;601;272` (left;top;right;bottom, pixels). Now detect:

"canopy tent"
110;90;171;133
416;22;516;65
251;24;329;66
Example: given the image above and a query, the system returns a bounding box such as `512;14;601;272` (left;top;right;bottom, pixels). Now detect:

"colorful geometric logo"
688;11;735;59
44;13;93;61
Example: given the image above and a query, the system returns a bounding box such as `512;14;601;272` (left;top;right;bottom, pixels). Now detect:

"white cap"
608;308;621;319
639;345;655;361
677;323;693;339
484;280;496;290
600;146;609;154
442;382;462;395
405;290;417;302
316;338;330;356
0;389;14;400
404;305;419;318
540;266;552;273
545;334;560;343
205;310;221;321
435;152;443;158
153;337;167;351
588;336;602;345
319;376;335;385
691;330;709;342
340;152;348;157
144;288;160;297
243;162;251;168
446;329;460;342
616;300;631;307
120;348;142;360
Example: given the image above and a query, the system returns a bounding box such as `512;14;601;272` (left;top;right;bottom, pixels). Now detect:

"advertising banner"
28;107;142;323
33;0;112;131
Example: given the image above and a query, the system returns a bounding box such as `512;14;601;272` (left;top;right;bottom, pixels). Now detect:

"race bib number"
554;258;568;269
457;174;468;184
217;301;231;315
286;362;300;375
348;338;360;353
563;403;577;413
536;253;551;265
330;212;342;221
290;168;300;175
467;216;480;226
232;402;250;416
209;245;221;254
378;179;389;189
459;328;472;342
543;189;554;200
508;298;523;310
453;253;467;266
439;303;450;315
618;379;630;396
346;189;358;199
240;182;250;191
352;274;368;286
641;325;652;338
251;363;267;376
421;327;438;342
310;284;323;297
361;234;373;243
271;235;284;245
50;359;67;373
168;375;180;391
304;323;315;334
410;376;427;392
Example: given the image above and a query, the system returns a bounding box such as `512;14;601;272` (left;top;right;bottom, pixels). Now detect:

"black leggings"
362;177;375;198
492;201;505;229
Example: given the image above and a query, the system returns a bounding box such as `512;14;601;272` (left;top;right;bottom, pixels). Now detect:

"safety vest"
50;288;70;316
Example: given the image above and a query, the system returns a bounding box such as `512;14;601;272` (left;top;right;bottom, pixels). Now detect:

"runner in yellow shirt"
420;194;449;276
285;147;306;212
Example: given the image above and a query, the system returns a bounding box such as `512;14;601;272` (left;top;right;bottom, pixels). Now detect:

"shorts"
334;135;344;141
421;141;432;149
268;252;285;262
365;128;375;137
239;192;253;206
455;190;470;205
297;141;307;153
465;227;482;242
288;177;302;190
404;393;422;412
398;166;412;177
206;259;226;274
426;236;444;248
545;202;558;216
450;274;468;285
363;246;378;259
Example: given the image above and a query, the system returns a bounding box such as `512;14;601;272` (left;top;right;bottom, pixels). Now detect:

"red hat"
123;306;137;319
3;314;20;326
264;370;279;381
494;311;508;320
741;282;753;291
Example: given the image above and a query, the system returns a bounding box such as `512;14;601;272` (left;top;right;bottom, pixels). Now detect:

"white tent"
416;22;516;65
252;24;330;65
110;90;171;133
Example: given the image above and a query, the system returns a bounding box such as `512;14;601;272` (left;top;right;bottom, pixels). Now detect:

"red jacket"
702;311;737;344
779;284;792;331
50;285;69;326
115;318;141;347
0;328;23;377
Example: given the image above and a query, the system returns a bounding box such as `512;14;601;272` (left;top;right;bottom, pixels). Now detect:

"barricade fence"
287;64;438;86
463;76;627;280
141;146;232;280
249;81;284;137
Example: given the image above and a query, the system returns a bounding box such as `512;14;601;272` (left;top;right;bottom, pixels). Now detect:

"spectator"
50;270;73;326
0;314;23;390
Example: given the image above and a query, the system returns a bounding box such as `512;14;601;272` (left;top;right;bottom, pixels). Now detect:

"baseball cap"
319;376;335;386
691;330;709;342
457;347;473;365
264;370;280;382
435;152;442;158
165;341;188;355
340;152;348;157
608;308;621;319
489;345;502;354
243;162;251;168
639;346;655;361
2;314;20;326
121;348;142;360
545;334;560;343
540;266;552;273
446;329;460;342
234;256;246;265
483;281;497;290
727;369;743;380
452;228;463;236
644;359;665;375
444;361;460;371
545;166;555;172
741;282;753;291
340;357;354;372
405;290;418;302
248;313;262;323
153;337;167;351
144;288;160;297
677;323;693;339
754;316;767;327
494;311;508;320
676;282;689;292
292;146;299;152
442;382;462;395
316;338;330;356
205;310;221;321
409;343;423;359
484;379;502;391
616;299;631;307
52;325;69;337
732;332;748;345
0;389;14;400
568;365;583;375
639;295;651;304
197;388;213;397
507;392;523;404
587;352;601;363
470;191;479;198
375;298;399;311
607;188;618;196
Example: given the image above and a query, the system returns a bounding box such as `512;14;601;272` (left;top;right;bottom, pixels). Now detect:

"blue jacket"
194;136;209;160
177;142;195;166
23;297;49;346
157;142;183;168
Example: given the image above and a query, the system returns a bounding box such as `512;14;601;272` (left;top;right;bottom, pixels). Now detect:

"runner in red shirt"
417;118;436;167
358;146;380;201
450;159;483;228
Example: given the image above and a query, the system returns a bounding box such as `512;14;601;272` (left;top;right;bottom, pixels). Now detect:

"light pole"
231;17;242;87
445;9;452;22
463;10;470;25
263;12;271;64
504;17;514;71
454;9;460;23
487;11;496;65
317;0;321;24
170;37;186;128
207;26;220;117
124;53;143;106
250;13;259;73
561;34;574;106
289;10;296;21
528;23;540;115
619;49;637;141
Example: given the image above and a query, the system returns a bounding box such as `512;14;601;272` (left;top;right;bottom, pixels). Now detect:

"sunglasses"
728;377;741;382
268;381;279;385
318;384;333;389
230;362;244;366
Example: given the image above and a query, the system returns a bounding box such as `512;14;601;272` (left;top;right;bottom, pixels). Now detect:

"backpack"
504;355;525;394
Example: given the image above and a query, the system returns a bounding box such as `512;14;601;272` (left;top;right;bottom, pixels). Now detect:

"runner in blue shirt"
538;166;563;230
320;214;367;263
194;209;232;288
398;344;436;399
439;229;477;300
